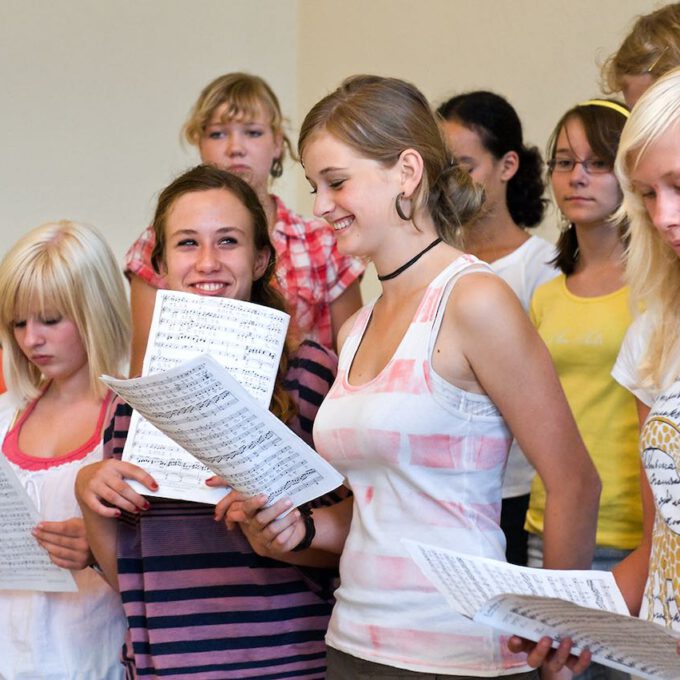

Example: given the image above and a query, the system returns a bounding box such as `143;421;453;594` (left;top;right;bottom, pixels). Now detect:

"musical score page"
403;539;628;618
118;291;290;503
474;594;680;680
0;454;77;592
102;355;344;508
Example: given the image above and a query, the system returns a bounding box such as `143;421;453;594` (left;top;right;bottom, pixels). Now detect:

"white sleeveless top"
313;256;529;675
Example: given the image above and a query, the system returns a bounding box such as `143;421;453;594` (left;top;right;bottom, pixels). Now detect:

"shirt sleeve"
611;313;655;407
123;226;167;289
102;398;133;461
282;339;338;446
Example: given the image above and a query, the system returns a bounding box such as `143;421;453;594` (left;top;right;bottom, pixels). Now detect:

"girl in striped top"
76;165;343;680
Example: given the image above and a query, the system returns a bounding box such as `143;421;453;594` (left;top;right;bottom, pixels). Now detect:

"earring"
395;192;414;221
270;157;283;178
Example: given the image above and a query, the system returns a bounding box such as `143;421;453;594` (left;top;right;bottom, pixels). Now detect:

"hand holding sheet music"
404;540;680;680
0;454;77;592
102;354;343;510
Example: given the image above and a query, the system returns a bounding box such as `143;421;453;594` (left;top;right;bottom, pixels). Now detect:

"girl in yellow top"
526;100;641;579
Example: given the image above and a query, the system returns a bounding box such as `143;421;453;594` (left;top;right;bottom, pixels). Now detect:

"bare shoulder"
445;270;525;333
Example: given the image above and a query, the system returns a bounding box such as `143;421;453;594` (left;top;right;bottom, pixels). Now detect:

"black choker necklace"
377;237;443;281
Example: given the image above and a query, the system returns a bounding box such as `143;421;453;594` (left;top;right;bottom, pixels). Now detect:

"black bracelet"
292;507;316;552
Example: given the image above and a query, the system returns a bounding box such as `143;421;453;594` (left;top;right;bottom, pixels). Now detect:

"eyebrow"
169;226;245;235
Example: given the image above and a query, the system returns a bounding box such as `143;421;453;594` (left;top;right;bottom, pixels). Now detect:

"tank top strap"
399;254;493;361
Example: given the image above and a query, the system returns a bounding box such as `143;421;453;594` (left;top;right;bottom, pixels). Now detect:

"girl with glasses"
525;101;642;679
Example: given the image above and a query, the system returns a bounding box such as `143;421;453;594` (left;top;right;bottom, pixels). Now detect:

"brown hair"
602;3;680;92
298;75;482;243
546;100;629;275
150;165;296;423
182;72;294;171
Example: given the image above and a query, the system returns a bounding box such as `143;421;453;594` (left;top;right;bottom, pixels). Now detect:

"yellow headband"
579;99;630;118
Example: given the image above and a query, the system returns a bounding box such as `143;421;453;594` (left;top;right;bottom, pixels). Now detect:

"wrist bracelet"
292;508;316;552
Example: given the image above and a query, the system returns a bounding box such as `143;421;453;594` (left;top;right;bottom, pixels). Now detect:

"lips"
30;354;53;366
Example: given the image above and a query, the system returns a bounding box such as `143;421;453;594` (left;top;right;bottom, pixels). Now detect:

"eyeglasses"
547;157;613;175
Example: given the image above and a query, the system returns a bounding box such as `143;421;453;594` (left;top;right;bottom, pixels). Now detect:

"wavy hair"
602;3;680;93
182;72;295;170
298;75;483;245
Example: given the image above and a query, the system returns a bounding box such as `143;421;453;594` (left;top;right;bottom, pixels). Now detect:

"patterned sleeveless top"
313;255;528;674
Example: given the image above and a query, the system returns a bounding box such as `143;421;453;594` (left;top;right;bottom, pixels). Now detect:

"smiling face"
162;188;269;301
630;125;680;257
550;117;621;229
302;131;400;258
13;312;88;384
198;104;283;196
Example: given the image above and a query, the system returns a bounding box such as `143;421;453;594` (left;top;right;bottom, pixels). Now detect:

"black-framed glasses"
547;157;613;175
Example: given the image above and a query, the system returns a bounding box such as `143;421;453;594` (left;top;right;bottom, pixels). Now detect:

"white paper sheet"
115;291;290;503
403;539;629;618
103;355;344;508
475;594;680;680
0;454;77;592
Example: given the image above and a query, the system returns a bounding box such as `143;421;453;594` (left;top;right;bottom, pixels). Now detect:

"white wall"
0;0;298;262
1;0;659;294
296;0;658;300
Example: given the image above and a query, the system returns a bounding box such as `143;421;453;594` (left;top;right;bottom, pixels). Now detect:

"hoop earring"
395;192;414;221
270;157;283;178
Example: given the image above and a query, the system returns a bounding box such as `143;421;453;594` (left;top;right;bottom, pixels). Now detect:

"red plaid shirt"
124;195;365;349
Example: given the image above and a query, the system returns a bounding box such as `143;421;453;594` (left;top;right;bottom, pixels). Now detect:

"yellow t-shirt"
526;275;642;549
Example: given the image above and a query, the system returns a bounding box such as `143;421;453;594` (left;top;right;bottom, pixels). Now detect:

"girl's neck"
42;368;96;405
257;189;277;233
572;221;624;269
463;204;529;263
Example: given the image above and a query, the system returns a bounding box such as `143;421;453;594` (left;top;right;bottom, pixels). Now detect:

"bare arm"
330;279;362;351
129;275;158;377
445;275;600;570
74;459;158;590
612;398;653;615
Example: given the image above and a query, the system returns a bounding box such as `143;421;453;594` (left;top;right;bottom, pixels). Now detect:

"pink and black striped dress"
313;256;531;675
106;340;342;680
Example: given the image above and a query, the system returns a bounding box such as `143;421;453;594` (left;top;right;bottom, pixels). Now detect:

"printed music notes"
404;540;628;619
107;291;290;504
102;355;343;508
405;540;680;680
0;454;77;592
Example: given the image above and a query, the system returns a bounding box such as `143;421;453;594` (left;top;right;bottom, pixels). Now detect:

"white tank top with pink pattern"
313;255;529;675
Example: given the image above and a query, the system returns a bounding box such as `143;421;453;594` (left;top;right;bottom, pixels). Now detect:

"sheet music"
102;355;344;508
474;594;680;680
0;454;77;592
144;291;289;406
118;291;290;503
403;539;628;618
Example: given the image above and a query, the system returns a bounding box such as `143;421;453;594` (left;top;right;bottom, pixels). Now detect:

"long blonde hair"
615;67;680;391
0;221;130;403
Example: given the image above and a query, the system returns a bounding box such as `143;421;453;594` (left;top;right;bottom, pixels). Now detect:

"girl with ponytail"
220;75;599;678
